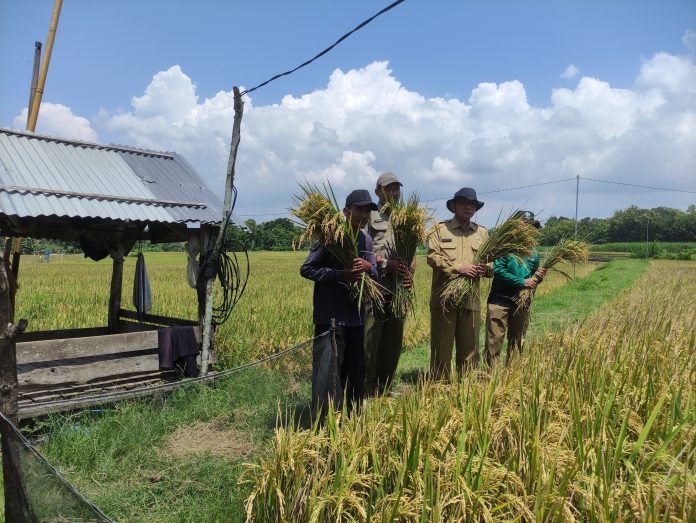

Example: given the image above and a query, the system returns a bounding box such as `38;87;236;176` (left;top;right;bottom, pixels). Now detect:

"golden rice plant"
440;213;539;310
244;261;696;522
380;193;431;318
290;182;384;311
514;238;590;310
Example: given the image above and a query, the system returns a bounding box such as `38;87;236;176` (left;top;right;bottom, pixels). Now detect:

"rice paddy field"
4;253;695;522
245;260;696;522
16;251;596;366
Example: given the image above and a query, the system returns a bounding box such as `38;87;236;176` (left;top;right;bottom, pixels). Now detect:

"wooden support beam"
200;86;244;377
18;370;220;419
0;236;30;520
108;244;124;333
119;309;198;327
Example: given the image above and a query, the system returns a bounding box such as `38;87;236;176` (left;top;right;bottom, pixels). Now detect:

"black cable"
425;177;577;203
240;0;407;96
580;176;696;194
195;184;252;326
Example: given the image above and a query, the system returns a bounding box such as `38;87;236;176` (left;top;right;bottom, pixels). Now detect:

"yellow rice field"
16;251;596;367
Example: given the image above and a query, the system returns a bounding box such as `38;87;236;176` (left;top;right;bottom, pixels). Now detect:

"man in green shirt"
484;211;546;365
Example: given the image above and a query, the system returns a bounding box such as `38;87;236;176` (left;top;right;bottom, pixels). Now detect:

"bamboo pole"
199;87;244;376
27;0;63;132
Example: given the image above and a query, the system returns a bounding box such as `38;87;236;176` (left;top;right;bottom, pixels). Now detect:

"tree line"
12;205;696;254
538;205;696;245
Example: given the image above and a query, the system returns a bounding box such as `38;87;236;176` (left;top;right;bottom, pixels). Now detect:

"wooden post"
108;244;124;334
0;240;31;520
199;87;244;376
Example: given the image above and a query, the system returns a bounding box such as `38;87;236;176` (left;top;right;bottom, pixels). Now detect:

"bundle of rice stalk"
291;182;384;310
514;238;589;310
381;193;431;318
440;213;539;311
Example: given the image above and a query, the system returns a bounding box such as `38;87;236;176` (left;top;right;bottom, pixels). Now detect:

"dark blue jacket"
300;231;377;326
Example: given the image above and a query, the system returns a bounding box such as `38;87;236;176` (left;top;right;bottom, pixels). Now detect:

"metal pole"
14;42;44;281
574;175;579;278
645;216;650;260
26;41;42;128
574;175;579;240
27;0;63;132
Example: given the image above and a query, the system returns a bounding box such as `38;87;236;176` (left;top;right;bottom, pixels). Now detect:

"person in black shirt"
300;189;378;423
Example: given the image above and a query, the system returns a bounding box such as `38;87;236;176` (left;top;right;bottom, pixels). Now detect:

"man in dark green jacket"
484;212;545;365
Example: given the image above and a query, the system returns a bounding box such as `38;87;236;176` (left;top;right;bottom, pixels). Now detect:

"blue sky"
1;0;695;225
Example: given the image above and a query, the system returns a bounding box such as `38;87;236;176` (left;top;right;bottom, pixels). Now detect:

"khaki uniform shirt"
367;209;397;292
427;218;489;311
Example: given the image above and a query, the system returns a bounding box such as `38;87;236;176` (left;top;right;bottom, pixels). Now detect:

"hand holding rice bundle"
291;182;385;311
380;193;431;318
440;213;539;311
513;238;590;310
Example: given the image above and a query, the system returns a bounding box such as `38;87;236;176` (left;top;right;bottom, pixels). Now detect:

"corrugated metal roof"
0;127;242;227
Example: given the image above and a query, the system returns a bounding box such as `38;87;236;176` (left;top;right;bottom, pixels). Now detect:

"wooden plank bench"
16;312;211;419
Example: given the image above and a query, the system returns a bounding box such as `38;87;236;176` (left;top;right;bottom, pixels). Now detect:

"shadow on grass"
399;367;428;385
265;395;314;431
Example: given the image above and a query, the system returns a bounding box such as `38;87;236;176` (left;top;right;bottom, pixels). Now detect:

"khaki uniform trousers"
430;305;480;381
484;302;530;365
364;300;404;394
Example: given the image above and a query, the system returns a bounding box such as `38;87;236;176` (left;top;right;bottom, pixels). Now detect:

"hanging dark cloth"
133;252;152;321
157;326;200;378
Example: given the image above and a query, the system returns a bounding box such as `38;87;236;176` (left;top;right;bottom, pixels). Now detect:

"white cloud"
18;52;695;223
12;103;97;141
561;64;579;79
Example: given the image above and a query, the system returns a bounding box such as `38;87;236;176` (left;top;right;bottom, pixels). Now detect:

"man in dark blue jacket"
300;189;378;422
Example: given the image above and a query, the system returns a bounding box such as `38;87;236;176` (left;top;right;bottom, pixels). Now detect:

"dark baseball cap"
345;189;378;210
446;187;484;213
376;172;402;188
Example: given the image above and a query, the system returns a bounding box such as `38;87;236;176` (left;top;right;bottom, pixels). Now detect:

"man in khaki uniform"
427;187;490;380
364;172;413;394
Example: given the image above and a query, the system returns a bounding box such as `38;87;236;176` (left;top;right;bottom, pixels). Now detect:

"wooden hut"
0;127;241;418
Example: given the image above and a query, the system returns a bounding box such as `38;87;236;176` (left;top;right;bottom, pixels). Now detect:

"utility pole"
645;216;650;260
200;87;244;376
574;174;580;278
574;175;580;240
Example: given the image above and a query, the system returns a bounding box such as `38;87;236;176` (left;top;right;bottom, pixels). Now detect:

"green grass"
13;363;313;523
1;259;649;521
589;241;695;259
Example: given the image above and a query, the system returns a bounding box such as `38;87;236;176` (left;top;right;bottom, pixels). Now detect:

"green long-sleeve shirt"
487;251;540;307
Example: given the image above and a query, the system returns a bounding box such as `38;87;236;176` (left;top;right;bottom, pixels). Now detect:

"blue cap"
345;189;378;210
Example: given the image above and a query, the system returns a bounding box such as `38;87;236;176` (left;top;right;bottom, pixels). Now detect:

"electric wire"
580;176;696;194
240;0;407;96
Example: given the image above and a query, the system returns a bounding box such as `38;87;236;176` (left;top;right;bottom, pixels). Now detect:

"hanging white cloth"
185;235;201;289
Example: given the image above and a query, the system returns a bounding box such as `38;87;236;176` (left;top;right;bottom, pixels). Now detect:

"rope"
0;411;112;522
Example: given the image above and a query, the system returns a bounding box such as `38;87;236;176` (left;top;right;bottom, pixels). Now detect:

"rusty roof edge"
0;127;174;159
0;184;207;208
